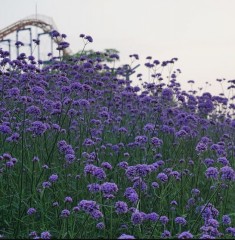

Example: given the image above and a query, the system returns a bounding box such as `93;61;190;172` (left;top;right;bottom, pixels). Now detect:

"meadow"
0;31;235;239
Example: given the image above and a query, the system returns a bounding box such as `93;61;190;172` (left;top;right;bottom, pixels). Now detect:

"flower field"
0;31;235;239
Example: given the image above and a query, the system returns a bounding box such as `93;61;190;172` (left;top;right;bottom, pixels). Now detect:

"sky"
0;0;235;96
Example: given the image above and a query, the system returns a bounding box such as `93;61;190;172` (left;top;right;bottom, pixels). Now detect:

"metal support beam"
16;27;32;56
37;32;53;60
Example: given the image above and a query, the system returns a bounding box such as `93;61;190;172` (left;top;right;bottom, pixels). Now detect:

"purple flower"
147;212;159;222
53;202;59;207
6;161;14;168
115;201;128;214
143;123;155;132
90;210;103;219
124;187;139;204
220;166;234;181
157;172;168;183
151;182;159;188
159;216;169;225
31;121;47;135
118;234;135;239
226;227;235;237
196;142;207;153
118;161;129;169
217;157;229;166
161;230;171;238
151;137;163;147
178;231;193;239
49;174;58;183
27;208;36;215
40;231;51;239
208;218;219;228
191;188;200;196
175;217;187;225
0;124;12;134
131;211;144;225
96;222;105;230
222;215;231;225
205;167;219;179
204;158;215;167
87;183;101;193
64;196;73;203
42;181;51;188
101;182;118;194
60;209;70;218
29;231;37;238
101;162;112;170
85;35;93;43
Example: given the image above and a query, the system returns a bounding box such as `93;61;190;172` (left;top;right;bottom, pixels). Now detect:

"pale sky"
1;0;235;96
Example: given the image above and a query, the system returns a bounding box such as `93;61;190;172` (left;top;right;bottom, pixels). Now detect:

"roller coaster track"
0;15;72;55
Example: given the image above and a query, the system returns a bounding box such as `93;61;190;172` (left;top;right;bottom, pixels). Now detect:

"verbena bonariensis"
0;31;234;239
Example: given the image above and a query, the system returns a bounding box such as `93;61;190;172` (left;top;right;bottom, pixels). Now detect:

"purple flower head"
178;231;193;239
40;231;51;239
205;167;219;179
226;227;235;237
204;158;215;167
208;218;219;228
26;106;41;116
135;135;148;144
31;121;47;135
115;201;128;214
151;182;159;188
132;178;147;191
151;137;163;147
101;162;112;170
147;212;159;222
96;222;105;230
32;156;40;162
53;202;59;207
60;209;70;218
222;215;231;225
217;157;229;166
101;182;118;195
144;123;155;132
32;86;45;96
49;174;58;183
84;164;106;180
85;35;93;42
199;203;219;220
78;200;100;213
159;216;169;225
124;187;139;204
29;231;38;238
42;181;51;188
175;217;187;225
196;142;207;153
131;211;144;225
0;124;12;135
87;183;100;193
161;230;171;238
162;88;173;101
6;161;14;168
220;166;234;181
27;208;36;215
64;196;73;203
118;234;135;239
157;172;168;183
191;188;200;196
90;209;103;219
